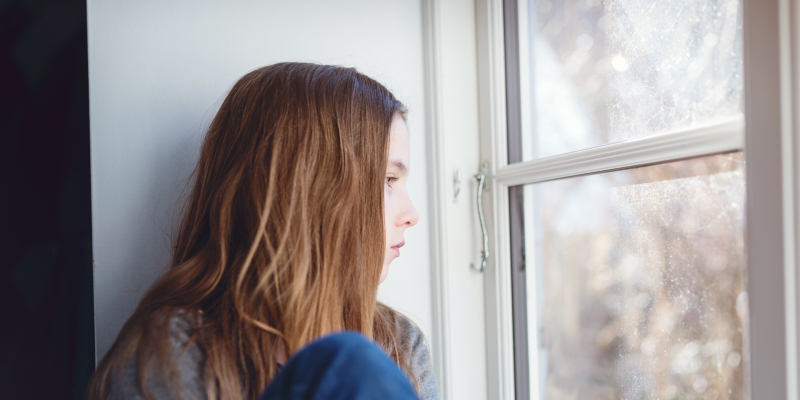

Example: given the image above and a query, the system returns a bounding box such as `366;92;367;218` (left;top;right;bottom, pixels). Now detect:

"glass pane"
523;153;747;399
515;0;743;161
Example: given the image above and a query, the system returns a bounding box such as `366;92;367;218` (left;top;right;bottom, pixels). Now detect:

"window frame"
475;0;800;398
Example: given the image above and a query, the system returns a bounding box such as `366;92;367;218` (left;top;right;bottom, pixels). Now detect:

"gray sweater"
108;311;440;400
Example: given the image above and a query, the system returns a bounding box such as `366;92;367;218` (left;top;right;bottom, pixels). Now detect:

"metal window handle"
471;163;489;273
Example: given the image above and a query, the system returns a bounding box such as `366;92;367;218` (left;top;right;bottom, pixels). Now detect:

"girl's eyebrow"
388;159;408;174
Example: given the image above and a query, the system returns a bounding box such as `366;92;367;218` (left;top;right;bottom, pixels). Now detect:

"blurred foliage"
532;154;746;400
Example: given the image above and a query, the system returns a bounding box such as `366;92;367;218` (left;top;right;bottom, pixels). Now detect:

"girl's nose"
400;194;419;228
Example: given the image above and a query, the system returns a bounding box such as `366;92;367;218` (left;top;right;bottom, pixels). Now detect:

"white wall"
87;0;432;361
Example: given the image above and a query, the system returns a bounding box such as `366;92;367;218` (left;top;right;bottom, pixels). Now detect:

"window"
522;154;747;398
515;0;743;161
496;0;758;398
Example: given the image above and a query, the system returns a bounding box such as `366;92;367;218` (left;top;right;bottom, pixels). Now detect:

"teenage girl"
88;63;439;400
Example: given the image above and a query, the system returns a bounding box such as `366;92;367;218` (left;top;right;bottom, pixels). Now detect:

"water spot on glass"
576;34;594;51
727;351;742;367
694;377;709;393
704;32;720;47
611;54;629;71
634;292;651;308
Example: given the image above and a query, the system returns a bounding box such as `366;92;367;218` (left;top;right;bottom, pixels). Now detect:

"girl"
88;63;439;400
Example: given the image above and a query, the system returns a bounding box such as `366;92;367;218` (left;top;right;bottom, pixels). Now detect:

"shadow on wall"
0;1;95;399
94;105;205;358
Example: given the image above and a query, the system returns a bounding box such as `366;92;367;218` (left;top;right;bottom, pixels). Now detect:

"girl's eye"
386;177;398;185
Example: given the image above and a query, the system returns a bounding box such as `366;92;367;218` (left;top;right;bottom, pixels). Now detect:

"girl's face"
381;114;419;283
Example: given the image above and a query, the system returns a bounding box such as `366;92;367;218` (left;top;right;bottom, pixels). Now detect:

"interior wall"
87;0;432;360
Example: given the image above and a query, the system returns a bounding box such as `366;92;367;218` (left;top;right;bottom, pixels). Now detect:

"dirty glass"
517;0;743;161
523;153;747;399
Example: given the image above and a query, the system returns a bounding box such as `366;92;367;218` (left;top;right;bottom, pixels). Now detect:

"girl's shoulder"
165;309;203;346
392;313;441;400
393;312;426;349
107;309;206;400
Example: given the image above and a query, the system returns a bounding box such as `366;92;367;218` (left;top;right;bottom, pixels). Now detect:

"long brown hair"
88;63;415;399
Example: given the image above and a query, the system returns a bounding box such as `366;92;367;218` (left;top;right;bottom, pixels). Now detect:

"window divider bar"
507;185;529;400
494;117;744;187
504;0;522;166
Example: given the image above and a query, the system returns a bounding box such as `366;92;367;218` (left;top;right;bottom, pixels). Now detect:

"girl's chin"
379;262;391;283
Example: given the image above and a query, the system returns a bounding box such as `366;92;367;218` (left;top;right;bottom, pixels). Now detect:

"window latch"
471;162;490;273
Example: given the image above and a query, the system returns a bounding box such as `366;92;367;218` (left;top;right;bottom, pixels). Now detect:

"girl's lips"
391;241;405;256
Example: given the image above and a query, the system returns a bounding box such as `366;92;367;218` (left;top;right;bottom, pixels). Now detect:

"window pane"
516;0;743;161
523;153;747;399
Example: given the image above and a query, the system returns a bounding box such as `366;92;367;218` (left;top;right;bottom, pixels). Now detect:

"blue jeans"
257;332;421;400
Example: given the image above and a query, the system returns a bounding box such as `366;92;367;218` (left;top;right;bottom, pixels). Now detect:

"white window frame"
472;0;800;398
423;1;489;399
